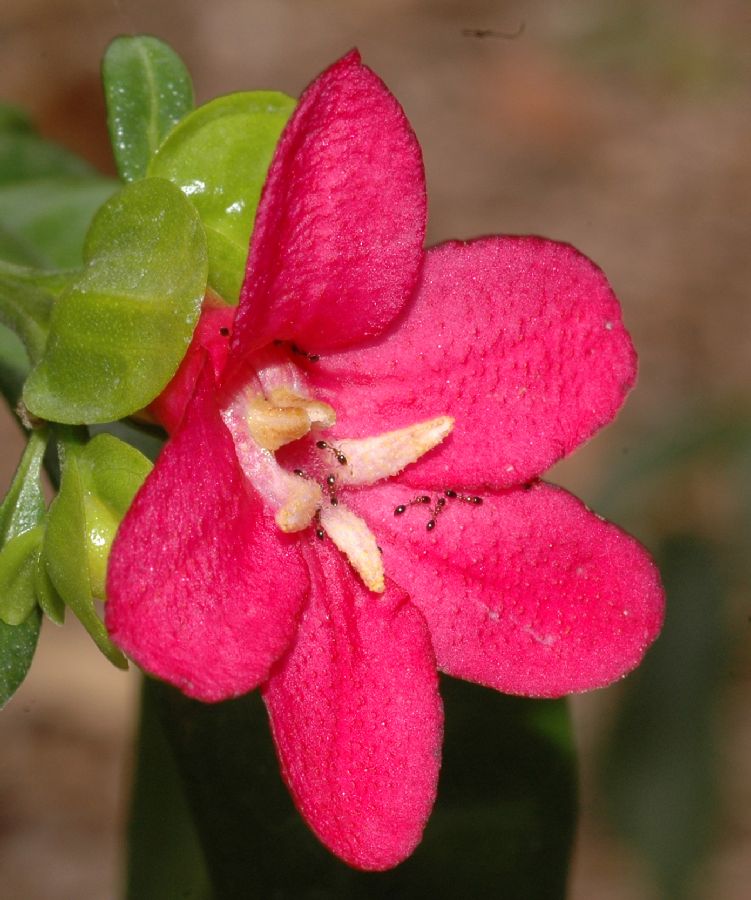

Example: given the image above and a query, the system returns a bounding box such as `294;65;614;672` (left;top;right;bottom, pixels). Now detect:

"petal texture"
149;300;235;434
231;51;426;359
347;480;664;697
308;237;637;489
106;363;308;701
263;540;443;870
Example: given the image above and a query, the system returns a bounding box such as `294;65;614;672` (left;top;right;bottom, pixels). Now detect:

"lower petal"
263;540;443;870
348;481;664;697
106;363;309;702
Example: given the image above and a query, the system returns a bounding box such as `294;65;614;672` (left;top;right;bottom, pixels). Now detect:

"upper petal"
263;539;443;870
306;236;637;489
106;361;308;702
229;51;426;361
347;480;664;697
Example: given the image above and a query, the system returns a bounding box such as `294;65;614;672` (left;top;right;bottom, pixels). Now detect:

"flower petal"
230;51;426;360
263;540;443;870
347;480;664;697
149;299;235;434
106;361;308;702
308;236;637;489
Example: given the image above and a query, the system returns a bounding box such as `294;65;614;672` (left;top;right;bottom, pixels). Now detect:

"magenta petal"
347;480;664;697
309;236;637;489
106;364;308;702
231;51;426;359
149;301;235;434
263;540;443;870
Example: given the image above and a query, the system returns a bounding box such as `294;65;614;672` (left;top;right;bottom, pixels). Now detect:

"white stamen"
266;387;336;430
332;416;454;486
319;505;385;593
222;398;322;532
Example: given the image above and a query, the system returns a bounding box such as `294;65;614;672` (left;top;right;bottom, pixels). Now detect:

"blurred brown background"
1;1;749;897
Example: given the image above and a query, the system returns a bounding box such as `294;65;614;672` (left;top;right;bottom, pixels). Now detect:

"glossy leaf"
0;526;44;625
0;429;47;706
0;607;40;708
23;177;208;423
0;428;47;542
152;675;575;897
44;432;151;667
103;35;194;183
149;91;295;301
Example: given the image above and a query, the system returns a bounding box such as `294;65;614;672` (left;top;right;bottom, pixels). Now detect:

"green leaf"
44;432;151;667
23;177;208;423
0;265;60;365
149;91;294;301
0;324;29;407
103;35;194;183
0;111;116;269
0;130;94;186
0;525;44;625
0;429;48;705
0;104;33;135
0;177;117;269
33;550;65;625
149;676;575;898
0;607;40;708
0;428;47;542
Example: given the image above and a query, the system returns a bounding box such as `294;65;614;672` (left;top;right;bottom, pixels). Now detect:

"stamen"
318;505;385;593
266;387;336;431
222;398;322;533
333;417;454;486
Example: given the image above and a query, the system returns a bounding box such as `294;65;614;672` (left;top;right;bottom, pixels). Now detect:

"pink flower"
106;52;664;871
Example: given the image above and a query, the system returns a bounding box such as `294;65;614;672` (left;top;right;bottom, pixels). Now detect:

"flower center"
221;349;453;592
